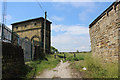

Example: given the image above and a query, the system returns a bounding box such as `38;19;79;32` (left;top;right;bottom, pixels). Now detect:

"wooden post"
1;24;4;41
44;11;47;54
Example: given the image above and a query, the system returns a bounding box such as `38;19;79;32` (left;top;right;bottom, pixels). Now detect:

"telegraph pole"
44;11;47;54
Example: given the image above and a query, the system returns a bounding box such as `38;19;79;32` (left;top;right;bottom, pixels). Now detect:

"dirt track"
36;60;81;78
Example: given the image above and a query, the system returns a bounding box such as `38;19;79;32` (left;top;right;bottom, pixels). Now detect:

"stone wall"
89;2;120;62
2;42;25;78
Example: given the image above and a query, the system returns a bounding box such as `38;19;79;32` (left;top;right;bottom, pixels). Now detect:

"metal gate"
19;38;32;61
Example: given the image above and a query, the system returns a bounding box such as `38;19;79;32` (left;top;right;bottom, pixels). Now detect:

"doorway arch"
31;35;41;60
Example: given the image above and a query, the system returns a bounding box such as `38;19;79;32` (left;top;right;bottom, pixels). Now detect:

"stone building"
12;17;52;60
89;1;120;62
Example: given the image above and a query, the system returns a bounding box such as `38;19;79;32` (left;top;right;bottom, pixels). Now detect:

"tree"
76;50;79;53
51;46;59;54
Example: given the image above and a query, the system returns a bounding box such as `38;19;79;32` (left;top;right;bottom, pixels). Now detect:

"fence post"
17;35;20;46
11;32;13;43
1;24;4;41
31;42;32;60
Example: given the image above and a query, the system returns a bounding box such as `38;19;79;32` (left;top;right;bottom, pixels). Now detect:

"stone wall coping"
89;1;120;28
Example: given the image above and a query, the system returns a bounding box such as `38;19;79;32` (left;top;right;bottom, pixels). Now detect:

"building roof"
11;17;52;25
89;1;120;28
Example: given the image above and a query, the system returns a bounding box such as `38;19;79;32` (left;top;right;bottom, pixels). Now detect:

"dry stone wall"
2;42;25;78
89;2;120;63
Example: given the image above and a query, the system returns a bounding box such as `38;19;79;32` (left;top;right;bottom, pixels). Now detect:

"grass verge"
70;53;118;78
24;54;60;79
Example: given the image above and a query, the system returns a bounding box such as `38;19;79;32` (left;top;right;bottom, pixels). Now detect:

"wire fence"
0;23;32;61
0;23;12;43
0;23;50;61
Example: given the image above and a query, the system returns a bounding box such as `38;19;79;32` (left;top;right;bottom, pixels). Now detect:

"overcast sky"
0;1;113;52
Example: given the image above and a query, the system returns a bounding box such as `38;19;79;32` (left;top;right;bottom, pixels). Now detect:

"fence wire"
0;23;32;61
0;23;50;61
